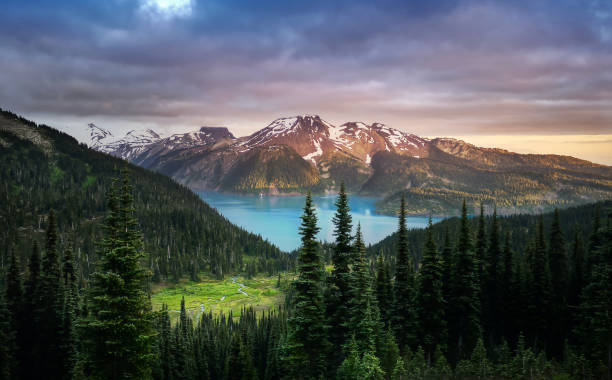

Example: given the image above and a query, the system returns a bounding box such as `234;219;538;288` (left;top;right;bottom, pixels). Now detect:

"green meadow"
151;273;293;322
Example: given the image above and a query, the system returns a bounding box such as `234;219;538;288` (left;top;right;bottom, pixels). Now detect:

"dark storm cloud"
0;0;611;136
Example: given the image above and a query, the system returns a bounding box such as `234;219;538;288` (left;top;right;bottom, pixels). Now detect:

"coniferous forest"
1;111;611;379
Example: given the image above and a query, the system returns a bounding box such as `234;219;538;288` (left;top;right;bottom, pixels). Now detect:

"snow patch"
302;139;323;165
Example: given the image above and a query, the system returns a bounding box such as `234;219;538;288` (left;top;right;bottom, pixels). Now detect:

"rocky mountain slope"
88;115;612;215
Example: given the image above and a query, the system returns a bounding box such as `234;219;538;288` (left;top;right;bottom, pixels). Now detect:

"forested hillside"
0;109;289;283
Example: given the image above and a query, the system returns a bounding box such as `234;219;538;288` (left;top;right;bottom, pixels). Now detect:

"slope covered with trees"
0;108;289;284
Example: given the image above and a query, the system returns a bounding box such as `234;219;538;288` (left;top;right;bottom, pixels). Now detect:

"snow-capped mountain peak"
87;123;114;151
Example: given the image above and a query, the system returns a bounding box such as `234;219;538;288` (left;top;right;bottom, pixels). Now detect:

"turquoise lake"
198;192;438;251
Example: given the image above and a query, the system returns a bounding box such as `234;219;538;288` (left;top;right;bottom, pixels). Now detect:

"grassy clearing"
151;273;293;323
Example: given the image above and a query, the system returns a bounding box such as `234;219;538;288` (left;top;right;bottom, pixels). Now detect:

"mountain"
86;123;164;159
0;109;289;283
89;114;612;215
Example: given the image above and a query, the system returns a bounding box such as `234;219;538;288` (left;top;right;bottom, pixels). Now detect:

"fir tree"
285;192;329;379
61;248;79;379
527;215;551;349
414;217;446;365
227;330;257;380
20;242;41;379
548;209;569;357
393;194;416;349
577;214;612;379
4;248;22;377
328;182;354;358
78;169;155;379
448;200;481;362
569;230;585;311
475;203;487;292
483;208;501;346
500;231;515;342
0;288;13;380
440;227;453;329
349;224;379;353
375;253;393;328
37;210;66;379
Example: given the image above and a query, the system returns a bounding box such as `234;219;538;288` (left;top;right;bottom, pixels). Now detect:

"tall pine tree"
375;253;393;328
448;200;481;362
37;210;67;379
327;182;354;360
393;194;416;350
414;217;446;365
548;209;568;357
79;169;155;379
285;192;329;379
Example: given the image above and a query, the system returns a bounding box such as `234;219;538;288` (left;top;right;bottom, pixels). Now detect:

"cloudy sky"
1;0;612;163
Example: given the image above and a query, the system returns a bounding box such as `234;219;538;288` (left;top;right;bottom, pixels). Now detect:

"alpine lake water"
198;192;439;252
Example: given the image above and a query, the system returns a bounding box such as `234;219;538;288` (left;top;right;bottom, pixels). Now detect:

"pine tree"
500;231;515;343
569;230;585;312
0;288;13;380
176;296;196;379
20;242;41;379
548;209;569;358
483;208;501;346
37;210;66;379
375;253;393;328
78;169;155;379
527;215;551;349
4;248;22;377
393;194;416;349
440;227;453;330
349;224;379;353
285;192;329;379
378;329;400;380
475;203;487;292
577;214;612;379
328;182;354;358
414;217;445;365
227;330;257;380
61;248;79;379
448;200;481;362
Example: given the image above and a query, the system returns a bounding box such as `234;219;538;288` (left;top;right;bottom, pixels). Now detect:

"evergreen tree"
414;217;445;365
548;209;569;357
61;248;79;379
0;287;13;380
448;200;481;362
483;208;501;346
37;210;66;379
4;248;22;377
285;192;329;379
328;182;354;358
440;228;453;330
155;305;174;380
378;329;400;380
227;330;257;380
500;231;515;343
20;242;41;379
375;253;393;328
475;203;487;292
78;169;155;379
349;224;379;353
569;230;585;312
527;215;551;349
393;194;416;349
577;214;612;379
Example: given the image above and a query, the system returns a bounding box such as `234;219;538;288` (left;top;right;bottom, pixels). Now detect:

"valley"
151;273;291;323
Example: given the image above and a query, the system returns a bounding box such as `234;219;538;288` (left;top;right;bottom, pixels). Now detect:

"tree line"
0;172;610;379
